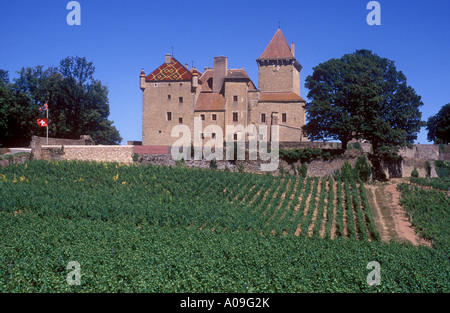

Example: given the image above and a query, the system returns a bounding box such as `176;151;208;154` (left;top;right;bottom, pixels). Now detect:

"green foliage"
426;103;450;144
398;183;450;255
279;148;331;163
0;161;448;292
297;163;307;177
354;156;371;182
425;161;431;178
410;177;450;191
348;142;362;151
0;58;122;146
334;161;354;182
411;167;419;178
434;160;450;178
304;49;423;177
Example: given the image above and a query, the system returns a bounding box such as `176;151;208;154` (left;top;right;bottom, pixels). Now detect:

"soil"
367;179;432;247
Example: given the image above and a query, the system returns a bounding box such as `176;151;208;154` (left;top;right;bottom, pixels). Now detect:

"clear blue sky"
1;0;449;144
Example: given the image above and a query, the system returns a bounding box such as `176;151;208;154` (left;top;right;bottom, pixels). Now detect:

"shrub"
279;148;329;163
425;161;431;178
354;156;371;182
348;142;362;151
434;160;450;178
341;161;354;182
411;167;419;178
297;163;307;177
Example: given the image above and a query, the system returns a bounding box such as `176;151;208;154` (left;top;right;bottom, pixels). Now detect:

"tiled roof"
259;92;306;103
146;57;192;82
194;92;226;111
257;29;295;60
225;69;250;80
199;69;214;92
199;69;257;92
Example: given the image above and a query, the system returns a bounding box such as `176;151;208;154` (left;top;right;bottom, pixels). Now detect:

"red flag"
37;118;48;127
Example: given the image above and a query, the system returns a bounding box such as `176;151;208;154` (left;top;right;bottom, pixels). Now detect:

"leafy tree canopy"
303;49;423;179
0;57;122;146
426;103;450;145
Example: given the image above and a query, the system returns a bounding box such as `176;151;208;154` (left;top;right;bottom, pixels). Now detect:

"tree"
426;103;450;144
304;49;423;179
0;69;37;146
0;57;122;146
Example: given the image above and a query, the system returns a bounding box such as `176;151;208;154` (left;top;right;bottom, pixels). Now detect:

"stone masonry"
140;29;307;147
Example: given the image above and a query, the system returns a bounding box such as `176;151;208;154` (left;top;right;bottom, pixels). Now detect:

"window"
154;83;158;87
232;112;238;122
212;114;217;121
201;114;205;121
212;133;216;139
179;97;183;104
282;113;287;123
178;117;183;124
166;112;172;121
167;95;171;100
261;113;266;123
233;95;238;102
233;134;238;141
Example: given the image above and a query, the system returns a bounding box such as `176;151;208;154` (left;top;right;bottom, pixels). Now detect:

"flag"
37;118;48;127
39;103;48;111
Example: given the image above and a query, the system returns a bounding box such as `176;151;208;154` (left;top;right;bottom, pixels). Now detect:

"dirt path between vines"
366;179;431;247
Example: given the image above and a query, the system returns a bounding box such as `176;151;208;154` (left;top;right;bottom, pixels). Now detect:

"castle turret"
140;69;146;91
192;71;198;89
256;29;302;96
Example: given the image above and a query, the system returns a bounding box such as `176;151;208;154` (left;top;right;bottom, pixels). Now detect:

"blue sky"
1;0;449;144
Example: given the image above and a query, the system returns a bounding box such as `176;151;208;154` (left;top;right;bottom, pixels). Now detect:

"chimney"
165;54;171;64
212;56;227;93
291;42;295;57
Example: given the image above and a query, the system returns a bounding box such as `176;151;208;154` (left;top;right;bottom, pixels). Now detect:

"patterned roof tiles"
146;57;193;82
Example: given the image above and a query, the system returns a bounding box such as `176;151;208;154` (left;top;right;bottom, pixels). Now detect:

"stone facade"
36;145;134;164
140;29;307;146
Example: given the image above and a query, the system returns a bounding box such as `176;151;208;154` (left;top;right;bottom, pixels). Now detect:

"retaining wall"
37;145;134;164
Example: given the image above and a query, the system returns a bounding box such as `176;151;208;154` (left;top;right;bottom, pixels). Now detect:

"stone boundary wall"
38;145;134;164
134;145;169;154
31;135;93;151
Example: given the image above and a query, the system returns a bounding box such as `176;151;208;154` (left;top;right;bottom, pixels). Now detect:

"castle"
140;29;307;146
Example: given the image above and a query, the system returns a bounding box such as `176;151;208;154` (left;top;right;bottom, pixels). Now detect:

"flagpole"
46;103;49;145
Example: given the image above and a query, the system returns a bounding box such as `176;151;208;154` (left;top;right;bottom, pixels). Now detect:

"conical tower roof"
257;29;295;60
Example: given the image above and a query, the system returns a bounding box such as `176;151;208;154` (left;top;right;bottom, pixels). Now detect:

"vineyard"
398;178;450;255
0;160;449;292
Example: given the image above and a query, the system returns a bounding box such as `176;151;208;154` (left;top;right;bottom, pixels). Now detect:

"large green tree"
304;49;423;179
426;103;450;144
0;57;122;146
